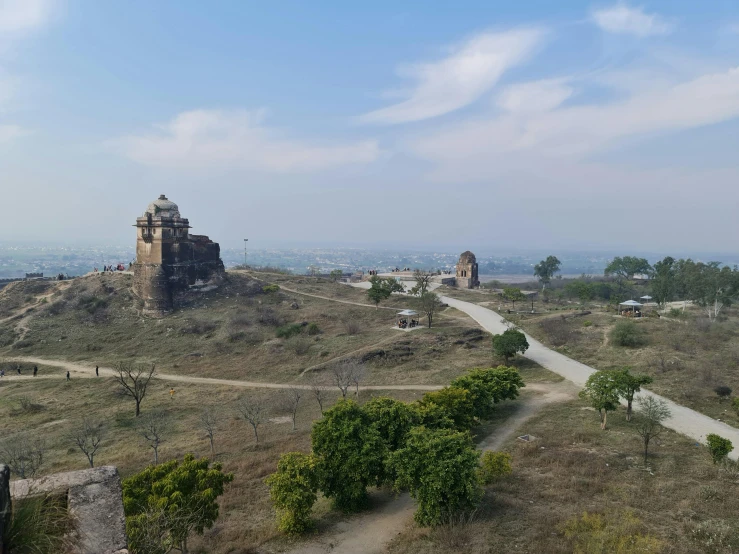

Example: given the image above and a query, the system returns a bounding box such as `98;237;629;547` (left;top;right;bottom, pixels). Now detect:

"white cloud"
410;66;739;178
112;109;381;173
496;78;574;113
0;0;53;34
591;3;673;37
356;28;544;125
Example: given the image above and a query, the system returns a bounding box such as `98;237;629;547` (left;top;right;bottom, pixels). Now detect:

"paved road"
440;295;739;460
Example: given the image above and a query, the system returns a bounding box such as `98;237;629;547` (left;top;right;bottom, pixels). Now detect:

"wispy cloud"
410;66;739;179
0;0;54;35
356;28;544;125
496;78;574;113
591;3;673;37
112;109;381;173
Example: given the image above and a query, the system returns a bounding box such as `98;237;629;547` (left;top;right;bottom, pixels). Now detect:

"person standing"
17;366;21;375
33;366;38;377
66;371;70;381
169;388;175;399
95;365;99;377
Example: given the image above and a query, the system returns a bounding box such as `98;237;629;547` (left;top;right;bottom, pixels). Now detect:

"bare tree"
138;411;169;464
200;407;219;458
69;419;105;468
280;388;302;431
115;362;156;417
332;362;355;399
307;373;328;414
415;291;443;328
634;396;672;464
410;270;435;296
0;435;45;478
235;396;267;444
350;364;366;397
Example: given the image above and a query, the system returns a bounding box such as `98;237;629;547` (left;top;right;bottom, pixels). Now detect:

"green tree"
565;281;594;304
415;291;442;328
706;434;734;464
311;400;385;512
390;426;482;527
687;262;737;322
579;371;622;430
366;276;405;309
123;454;234;554
634;396;671;464
534;256;561;289
329;269;343;282
614;369;653;421
451;366;525;421
492;329;529;363
502;287;527;310
610;320;647;347
478;451;512;485
650;257;675;308
363;397;420;484
418;387;475;431
605;256;652;280
265;452;319;535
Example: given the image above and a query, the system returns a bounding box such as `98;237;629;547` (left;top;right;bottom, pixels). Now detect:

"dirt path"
285;380;574;554
4;356;443;392
280;285;400;311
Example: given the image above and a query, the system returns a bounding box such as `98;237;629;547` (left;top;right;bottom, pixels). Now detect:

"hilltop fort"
132;194;224;316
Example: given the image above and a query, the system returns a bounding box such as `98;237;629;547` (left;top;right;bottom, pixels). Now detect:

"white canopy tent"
396;309;419;329
619;299;643;317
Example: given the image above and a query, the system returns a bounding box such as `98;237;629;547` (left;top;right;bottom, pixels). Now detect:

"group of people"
94;263;127;273
397;318;419;329
1;364;101;380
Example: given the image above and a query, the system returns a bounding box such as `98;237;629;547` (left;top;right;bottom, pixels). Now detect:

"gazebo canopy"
619;300;643;307
397;309;419;316
640;295;653;300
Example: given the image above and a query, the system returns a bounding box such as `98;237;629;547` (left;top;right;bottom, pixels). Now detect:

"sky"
2;0;739;254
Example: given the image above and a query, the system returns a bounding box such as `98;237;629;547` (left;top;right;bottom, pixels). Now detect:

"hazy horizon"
3;1;739;252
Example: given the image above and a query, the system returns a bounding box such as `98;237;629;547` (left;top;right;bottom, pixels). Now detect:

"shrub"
181;320;218;335
262;284;280;294
276;323;302;339
418;387;475;431
732;397;739;416
491;329;529;363
539;317;575;347
583;320;593;327
306;322;321;336
343;320;362;335
265;452;319;535
668;307;683;318
77;295;109;315
610;321;647;347
257;307;282;327
3;494;74;553
230;312;251;327
478;451;512;485
562;511;663;553
11;339;34;350
390;426;482;527
287;337;311;355
706;434;733;464
714;386;732;401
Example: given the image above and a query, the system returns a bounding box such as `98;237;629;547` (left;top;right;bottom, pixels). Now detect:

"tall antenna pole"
244;238;248;267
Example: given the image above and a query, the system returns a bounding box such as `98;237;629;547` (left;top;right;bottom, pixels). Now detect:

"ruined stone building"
456;250;479;289
133;195;224;316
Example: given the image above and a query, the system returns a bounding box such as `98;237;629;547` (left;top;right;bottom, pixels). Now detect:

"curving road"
439;294;739;460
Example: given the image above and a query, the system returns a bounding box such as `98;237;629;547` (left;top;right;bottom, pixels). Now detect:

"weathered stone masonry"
456;250;480;289
133;195;224;316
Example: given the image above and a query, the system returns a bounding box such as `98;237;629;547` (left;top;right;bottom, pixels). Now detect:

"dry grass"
388;398;739;554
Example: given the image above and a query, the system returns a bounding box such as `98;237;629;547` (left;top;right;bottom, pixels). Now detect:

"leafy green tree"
502;287;526;310
123;454;234;554
610;320;647;347
451;366;525;421
634;396;671;464
706;434;733;464
686;261;737;322
418;387;475;431
363;397;420;484
534;256;561;289
605;256;652;280
265;452;319;534
492;329;529;363
366;276;405;309
565;281;594;304
390;426;482;526
415;291;442;328
311;400;385;512
650;257;675;308
614;369;653;421
329;269;343;282
478;451;512;485
579;371;622;430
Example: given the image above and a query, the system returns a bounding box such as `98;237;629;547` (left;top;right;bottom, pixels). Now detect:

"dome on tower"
458;251;476;264
145;195;181;218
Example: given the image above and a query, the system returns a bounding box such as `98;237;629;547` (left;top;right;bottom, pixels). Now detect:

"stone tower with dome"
456;251;479;289
133;194;224;316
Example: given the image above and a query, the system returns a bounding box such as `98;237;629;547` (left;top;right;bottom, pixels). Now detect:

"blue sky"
3;0;739;253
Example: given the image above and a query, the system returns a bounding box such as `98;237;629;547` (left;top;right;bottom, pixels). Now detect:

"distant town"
3;242;738;282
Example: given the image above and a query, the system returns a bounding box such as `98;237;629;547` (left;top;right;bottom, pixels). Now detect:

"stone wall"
8;466;128;554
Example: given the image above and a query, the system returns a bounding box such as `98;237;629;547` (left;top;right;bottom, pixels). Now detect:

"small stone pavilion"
456;251;480;289
133;195;224;316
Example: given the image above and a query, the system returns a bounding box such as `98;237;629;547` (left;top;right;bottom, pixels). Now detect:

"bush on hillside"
610;320;647;347
276;323;302;339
